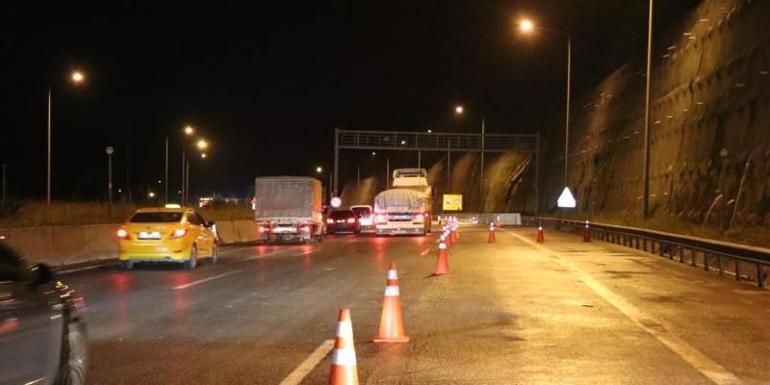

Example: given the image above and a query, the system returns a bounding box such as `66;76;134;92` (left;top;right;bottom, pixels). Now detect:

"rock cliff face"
543;0;770;229
340;151;534;213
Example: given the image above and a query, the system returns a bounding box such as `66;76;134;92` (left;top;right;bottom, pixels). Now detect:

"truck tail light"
375;214;387;224
413;213;425;223
298;224;311;232
258;224;271;233
169;228;188;239
116;227;129;239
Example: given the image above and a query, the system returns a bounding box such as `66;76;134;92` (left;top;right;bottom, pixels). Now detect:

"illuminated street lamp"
184;125;194;135
201;153;207;159
71;71;85;83
518;18;535;34
316;166;323;174
452;105;486;211
197;139;209;150
517;17;572;211
47;69;87;204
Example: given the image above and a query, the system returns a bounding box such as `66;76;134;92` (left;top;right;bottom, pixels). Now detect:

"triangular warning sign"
557;187;576;208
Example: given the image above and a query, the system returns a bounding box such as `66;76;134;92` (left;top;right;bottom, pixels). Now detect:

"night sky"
0;1;701;202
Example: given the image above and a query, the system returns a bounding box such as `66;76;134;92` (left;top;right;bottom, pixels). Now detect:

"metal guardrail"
523;217;770;289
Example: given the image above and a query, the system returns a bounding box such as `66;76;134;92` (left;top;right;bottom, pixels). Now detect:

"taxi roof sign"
165;203;182;209
557;187;576;208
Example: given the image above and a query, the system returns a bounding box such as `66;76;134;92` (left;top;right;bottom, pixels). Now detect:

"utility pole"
480;115;486;212
106;147;114;204
642;0;654;218
164;136;169;204
2;163;6;206
385;156;390;189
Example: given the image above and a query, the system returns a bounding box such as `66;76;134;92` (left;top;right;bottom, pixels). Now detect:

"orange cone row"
329;308;359;385
487;222;496;243
330;220;465;384
373;262;409;343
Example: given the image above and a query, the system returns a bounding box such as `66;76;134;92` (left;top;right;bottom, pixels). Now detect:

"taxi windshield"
129;212;183;223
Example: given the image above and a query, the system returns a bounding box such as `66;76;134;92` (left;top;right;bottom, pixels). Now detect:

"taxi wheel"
119;261;133;270
210;243;219;264
184;245;198;270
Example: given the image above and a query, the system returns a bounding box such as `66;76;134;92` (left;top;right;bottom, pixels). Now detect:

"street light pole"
642;0;654;218
385;155;390;189
46;86;52;204
564;37;572;188
480;115;485;212
1;163;6;206
106;146;114;204
164;136;169;204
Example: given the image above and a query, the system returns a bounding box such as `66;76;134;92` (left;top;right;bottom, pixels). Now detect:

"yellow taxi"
116;205;218;270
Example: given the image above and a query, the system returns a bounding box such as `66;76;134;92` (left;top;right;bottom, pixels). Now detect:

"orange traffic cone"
374;262;409;343
495;215;501;227
434;236;450;275
453;220;460;241
445;228;453;247
536;226;544;243
329;308;358;385
487;223;496;243
582;220;591;242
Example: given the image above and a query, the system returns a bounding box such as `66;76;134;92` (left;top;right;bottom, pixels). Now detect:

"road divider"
373;262;409;343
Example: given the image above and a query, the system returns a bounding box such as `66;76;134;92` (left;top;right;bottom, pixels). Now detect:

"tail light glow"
326;218;334;224
169;228;188;239
346;218;356;224
375;214;387;224
413;213;425;223
299;224;311;232
116;228;129;239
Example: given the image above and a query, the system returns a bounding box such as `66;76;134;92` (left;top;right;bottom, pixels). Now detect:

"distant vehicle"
374;168;432;236
0;243;87;385
350;205;375;233
326;210;360;235
116;205;218;270
254;176;324;243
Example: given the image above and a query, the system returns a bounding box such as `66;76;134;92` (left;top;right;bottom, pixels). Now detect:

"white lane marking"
172;270;243;290
504;229;745;385
278;339;335;385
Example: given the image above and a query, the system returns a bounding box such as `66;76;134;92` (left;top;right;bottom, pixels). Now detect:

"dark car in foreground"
0;243;87;385
325;210;360;234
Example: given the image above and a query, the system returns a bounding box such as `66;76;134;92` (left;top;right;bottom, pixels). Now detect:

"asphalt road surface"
62;226;770;384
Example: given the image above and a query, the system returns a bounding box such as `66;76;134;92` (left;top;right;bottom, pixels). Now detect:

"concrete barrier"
440;213;522;226
0;219;255;268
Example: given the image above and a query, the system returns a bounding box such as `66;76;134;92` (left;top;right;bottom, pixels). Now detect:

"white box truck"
254;176;324;243
373;168;432;236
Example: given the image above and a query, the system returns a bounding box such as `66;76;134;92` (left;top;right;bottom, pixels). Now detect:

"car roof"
350;205;372;209
134;207;192;214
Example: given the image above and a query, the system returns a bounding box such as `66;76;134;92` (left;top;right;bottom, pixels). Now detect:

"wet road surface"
63;226;770;384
